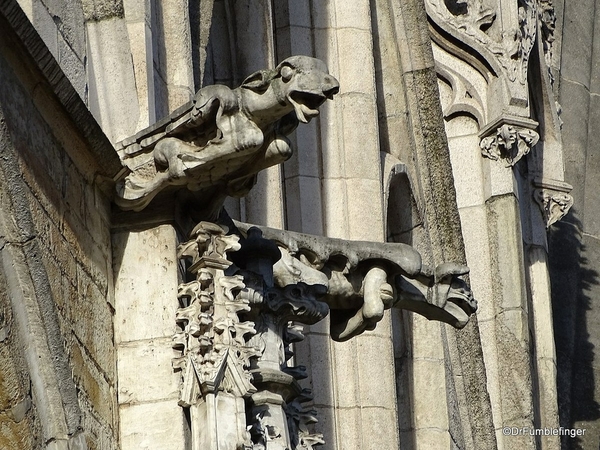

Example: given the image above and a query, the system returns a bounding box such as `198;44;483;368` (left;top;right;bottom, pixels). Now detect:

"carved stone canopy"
114;56;339;212
427;0;551;105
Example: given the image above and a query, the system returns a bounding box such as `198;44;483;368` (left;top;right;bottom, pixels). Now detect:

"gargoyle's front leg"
153;137;189;181
330;266;395;342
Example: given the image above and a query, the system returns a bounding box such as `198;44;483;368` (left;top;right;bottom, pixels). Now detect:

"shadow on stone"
549;209;600;449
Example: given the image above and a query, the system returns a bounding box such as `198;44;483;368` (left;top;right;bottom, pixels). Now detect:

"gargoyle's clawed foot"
330;266;393;341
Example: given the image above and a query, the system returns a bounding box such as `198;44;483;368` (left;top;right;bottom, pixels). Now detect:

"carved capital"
479;116;539;166
533;179;574;227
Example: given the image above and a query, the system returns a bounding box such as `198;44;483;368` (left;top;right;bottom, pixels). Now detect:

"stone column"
308;2;401;450
113;225;188;449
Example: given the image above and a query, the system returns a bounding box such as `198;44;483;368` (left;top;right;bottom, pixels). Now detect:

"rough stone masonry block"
334;0;371;30
360;407;400;450
73;265;115;379
560;0;596;89
560;81;589;189
330;339;361;408
346;179;384;240
414;428;450;450
86;17;139;143
81;0;124;22
119;400;187;450
117;338;180;405
113;225;179;343
311;0;336;30
302;333;335;408
357;334;397;409
284;175;323;235
583;94;600;236
337;30;376;95
335;407;362;450
412;358;450;428
458;204;494;321
448;133;486;208
70;340;115;427
486;195;527;311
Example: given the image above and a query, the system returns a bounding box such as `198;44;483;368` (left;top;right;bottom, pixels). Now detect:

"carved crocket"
114;56;339;211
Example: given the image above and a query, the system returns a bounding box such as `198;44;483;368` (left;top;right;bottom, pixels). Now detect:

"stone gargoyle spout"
114;56;339;211
173;220;476;449
233;222;477;342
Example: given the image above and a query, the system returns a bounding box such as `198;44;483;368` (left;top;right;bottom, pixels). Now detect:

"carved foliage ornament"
480;123;539;166
174;223;327;449
173;222;258;406
533;188;573;228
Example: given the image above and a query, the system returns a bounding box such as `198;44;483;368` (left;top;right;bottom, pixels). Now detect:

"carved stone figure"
233;222;477;342
115;56;339;211
173;221;476;449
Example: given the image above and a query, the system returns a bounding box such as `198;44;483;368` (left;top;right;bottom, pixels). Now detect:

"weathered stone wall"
0;261;41;448
0;2;121;448
1;0;588;449
550;1;600;448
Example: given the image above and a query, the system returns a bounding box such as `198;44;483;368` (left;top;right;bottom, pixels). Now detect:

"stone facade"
0;0;595;449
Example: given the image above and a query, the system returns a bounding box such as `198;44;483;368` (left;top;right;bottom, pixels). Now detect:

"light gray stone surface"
0;0;589;449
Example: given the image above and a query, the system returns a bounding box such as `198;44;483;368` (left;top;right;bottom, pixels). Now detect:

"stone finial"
479;116;539;166
114;56;339;211
173;222;258;410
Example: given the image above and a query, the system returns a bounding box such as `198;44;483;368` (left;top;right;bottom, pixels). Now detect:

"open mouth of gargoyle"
444;286;477;327
288;91;327;123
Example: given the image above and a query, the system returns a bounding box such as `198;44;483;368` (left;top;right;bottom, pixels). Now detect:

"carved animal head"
242;56;340;124
441;275;477;328
266;283;329;325
277;56;339;123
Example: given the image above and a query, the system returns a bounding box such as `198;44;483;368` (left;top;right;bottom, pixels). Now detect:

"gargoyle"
114;56;339;211
233;222;477;342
